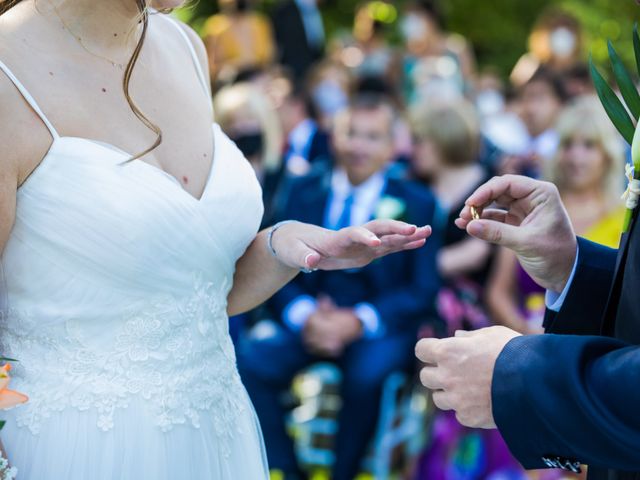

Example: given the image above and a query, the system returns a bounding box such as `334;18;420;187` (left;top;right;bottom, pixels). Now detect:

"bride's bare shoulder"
0;3;54;170
0;4;56;186
0;71;53;188
153;14;211;92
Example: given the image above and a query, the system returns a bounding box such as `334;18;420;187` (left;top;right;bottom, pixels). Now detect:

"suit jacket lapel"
601;208;640;335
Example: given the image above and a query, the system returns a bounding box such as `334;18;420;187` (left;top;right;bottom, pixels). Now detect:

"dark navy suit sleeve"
543;237;618;335
492;333;640;471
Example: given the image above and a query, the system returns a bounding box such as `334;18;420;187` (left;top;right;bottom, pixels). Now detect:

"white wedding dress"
0;17;269;480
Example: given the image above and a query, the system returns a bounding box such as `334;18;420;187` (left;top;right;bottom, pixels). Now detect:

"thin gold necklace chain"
39;0;142;70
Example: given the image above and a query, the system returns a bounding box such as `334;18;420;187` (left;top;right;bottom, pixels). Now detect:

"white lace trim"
0;272;246;452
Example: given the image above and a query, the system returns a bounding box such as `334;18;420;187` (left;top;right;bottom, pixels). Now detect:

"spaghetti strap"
163;15;212;102
0;58;60;139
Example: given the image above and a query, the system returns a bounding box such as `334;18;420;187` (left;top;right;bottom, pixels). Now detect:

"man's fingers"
465;175;548;214
465;175;539;210
465;219;523;248
457;207;507;230
432;390;453;411
415;338;441;364
454;329;474;337
478;208;510;223
419;366;445;390
455;216;470;230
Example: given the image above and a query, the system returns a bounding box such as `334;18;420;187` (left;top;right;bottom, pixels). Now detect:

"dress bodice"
0;16;264;437
1;124;264;435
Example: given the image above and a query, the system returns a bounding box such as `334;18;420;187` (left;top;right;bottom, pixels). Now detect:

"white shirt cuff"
283;295;317;332
545;244;579;312
354;302;386;339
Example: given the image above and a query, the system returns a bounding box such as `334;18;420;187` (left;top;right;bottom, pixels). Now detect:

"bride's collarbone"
3;31;214;193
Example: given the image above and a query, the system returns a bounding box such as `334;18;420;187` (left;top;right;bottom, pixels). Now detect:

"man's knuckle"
441;376;454;391
454;411;466;425
432;392;447;410
419;368;430;386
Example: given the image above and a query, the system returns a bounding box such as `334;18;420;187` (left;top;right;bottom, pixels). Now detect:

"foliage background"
175;0;640;79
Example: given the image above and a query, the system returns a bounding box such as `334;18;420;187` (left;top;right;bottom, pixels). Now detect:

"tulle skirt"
1;392;269;479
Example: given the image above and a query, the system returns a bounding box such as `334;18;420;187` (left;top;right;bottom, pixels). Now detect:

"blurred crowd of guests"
197;1;628;479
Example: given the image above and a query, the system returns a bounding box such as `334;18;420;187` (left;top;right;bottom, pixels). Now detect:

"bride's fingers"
378;226;431;248
403;225;433;242
304;251;322;270
345;226;382;247
364;219;417;237
390;225;431;243
399;238;427;252
284;239;322;270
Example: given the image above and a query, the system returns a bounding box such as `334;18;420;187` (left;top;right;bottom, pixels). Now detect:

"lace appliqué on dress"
0;272;246;452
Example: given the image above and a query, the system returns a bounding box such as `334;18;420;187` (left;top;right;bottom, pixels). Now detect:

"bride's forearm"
227;219;429;316
227;229;299;316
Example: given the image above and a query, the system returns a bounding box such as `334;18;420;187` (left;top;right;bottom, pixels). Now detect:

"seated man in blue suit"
237;93;441;480
417;175;640;480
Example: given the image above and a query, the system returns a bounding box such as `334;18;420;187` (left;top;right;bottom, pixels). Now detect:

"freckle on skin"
102;88;107;93
49;72;54;76
182;176;189;185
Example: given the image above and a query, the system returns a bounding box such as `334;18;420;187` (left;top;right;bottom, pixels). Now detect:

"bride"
0;0;432;478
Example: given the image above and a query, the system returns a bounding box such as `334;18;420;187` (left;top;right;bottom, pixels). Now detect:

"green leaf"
0;357;18;363
0;420;5;431
608;41;640;121
590;57;636;144
633;23;640;79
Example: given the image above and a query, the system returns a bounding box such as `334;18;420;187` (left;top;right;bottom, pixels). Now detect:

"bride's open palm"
270;220;432;272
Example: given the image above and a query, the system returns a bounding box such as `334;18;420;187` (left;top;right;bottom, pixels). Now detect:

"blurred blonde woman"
214;82;282;177
214;81;284;225
487;96;626;338
410;99;492;298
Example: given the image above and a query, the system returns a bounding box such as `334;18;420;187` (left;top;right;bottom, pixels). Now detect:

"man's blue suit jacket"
492;212;640;480
268;169;442;337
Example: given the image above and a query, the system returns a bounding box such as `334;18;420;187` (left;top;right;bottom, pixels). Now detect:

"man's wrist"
550;238;578;293
545;242;579;312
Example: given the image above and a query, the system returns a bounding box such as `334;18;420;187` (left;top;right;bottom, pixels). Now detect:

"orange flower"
0;364;28;410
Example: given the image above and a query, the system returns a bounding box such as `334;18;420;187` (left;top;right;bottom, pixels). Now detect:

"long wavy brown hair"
0;0;164;160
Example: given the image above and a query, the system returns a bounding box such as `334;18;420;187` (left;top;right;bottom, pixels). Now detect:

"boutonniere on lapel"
375;195;407;221
591;24;640;233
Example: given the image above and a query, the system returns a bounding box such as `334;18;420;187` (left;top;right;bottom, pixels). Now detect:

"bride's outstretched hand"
269;220;432;272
